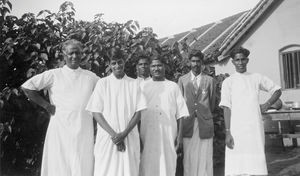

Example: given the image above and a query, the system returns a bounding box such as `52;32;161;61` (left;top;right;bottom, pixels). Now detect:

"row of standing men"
22;39;281;176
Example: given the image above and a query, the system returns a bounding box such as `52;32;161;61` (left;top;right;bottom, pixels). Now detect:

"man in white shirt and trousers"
219;47;281;176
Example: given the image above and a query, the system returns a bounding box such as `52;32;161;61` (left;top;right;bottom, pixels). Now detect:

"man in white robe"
21;39;99;176
219;47;281;176
139;57;189;176
86;49;147;176
135;55;151;151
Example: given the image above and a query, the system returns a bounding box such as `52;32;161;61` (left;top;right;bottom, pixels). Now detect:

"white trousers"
183;120;213;176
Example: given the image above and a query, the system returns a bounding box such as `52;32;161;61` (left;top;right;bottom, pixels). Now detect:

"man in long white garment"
86;49;147;176
178;50;216;176
135;55;151;151
21;39;99;176
139;57;189;176
219;47;281;176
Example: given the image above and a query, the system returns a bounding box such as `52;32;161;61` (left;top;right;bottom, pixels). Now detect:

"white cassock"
219;72;280;176
139;79;189;176
86;74;147;176
22;65;99;176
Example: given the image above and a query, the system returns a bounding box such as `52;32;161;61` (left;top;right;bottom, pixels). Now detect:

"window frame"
279;44;300;90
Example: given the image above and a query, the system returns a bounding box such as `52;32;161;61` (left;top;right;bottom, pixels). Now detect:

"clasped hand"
111;132;127;152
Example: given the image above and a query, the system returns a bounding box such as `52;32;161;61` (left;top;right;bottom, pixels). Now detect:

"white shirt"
190;71;202;88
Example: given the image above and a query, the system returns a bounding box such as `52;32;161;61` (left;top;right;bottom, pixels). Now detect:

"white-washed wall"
216;0;300;103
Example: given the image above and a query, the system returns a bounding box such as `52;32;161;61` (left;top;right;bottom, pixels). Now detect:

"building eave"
219;0;282;57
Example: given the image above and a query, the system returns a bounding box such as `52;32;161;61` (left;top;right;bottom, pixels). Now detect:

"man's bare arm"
175;118;183;152
92;112;126;151
92;112;117;137
223;106;234;149
22;88;55;115
260;89;282;113
112;111;142;144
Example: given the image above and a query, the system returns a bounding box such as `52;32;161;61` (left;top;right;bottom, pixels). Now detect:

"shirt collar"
137;76;151;81
63;65;81;73
110;73;127;80
234;71;250;75
190;71;202;80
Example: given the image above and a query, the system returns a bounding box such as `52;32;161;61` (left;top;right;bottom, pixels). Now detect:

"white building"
160;0;300;103
217;0;300;102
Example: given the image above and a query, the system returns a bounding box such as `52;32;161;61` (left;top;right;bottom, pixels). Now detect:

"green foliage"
0;1;226;175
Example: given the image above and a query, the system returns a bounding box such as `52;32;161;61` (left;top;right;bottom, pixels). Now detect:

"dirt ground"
213;146;300;176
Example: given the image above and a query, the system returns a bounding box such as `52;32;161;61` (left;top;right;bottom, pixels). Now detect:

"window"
280;45;300;89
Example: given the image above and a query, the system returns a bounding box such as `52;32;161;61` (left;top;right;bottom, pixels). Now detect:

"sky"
11;0;260;38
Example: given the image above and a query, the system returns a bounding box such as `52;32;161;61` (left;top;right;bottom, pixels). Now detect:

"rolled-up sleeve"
86;80;104;113
175;85;189;119
21;70;54;91
136;84;147;112
259;74;281;94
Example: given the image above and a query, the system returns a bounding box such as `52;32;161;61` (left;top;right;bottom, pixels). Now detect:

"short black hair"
137;55;150;63
109;48;125;61
62;39;83;52
230;47;250;59
150;56;166;65
188;50;204;61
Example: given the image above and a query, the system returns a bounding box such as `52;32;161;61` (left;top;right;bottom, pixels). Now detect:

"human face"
231;53;249;73
63;44;82;69
137;58;150;78
190;56;202;75
110;59;125;78
150;59;165;81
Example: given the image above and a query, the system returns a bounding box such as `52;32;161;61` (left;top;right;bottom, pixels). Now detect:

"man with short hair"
139;57;189;176
135;55;151;150
136;55;151;83
22;39;99;176
86;49;146;176
219;47;282;176
178;50;216;176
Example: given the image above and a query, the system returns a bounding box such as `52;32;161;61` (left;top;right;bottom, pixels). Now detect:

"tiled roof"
159;11;248;55
158;0;283;63
219;0;280;60
161;31;190;46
